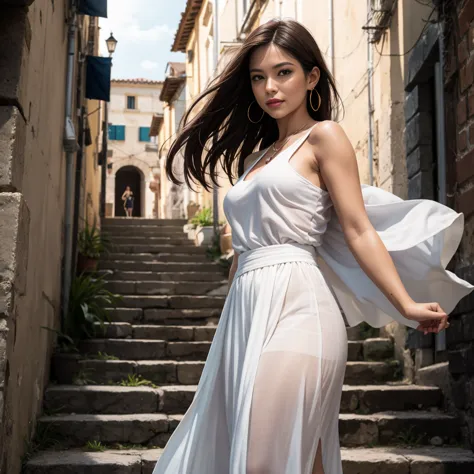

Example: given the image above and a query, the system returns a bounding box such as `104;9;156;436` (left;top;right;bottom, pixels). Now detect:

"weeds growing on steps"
21;423;64;472
116;374;159;388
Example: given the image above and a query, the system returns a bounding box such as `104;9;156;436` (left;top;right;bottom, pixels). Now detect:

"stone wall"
0;2;68;471
0;1;94;472
443;0;474;450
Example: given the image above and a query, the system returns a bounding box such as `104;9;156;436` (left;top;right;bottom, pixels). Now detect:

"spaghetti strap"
241;122;319;182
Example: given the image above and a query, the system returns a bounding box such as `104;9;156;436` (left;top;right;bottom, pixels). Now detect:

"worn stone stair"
26;217;474;472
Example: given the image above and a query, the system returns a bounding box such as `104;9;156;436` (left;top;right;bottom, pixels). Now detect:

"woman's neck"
275;109;315;141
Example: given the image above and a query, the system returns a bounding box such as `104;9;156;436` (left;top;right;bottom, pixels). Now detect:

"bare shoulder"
308;120;354;164
309;120;348;143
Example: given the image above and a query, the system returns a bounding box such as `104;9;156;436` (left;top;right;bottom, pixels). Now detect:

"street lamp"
100;33;117;218
106;32;117;56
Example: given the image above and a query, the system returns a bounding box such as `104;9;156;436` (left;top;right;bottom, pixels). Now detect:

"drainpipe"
367;0;374;186
328;0;335;77
434;20;446;353
61;5;78;332
212;0;220;237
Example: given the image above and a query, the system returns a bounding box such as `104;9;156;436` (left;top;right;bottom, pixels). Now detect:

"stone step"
104;280;227;296
43;385;198;415
105;271;225;282
106;244;214;254
340;384;442;413
95;323;217;341
109;236;194;245
100;261;225;273
102;226;185;236
103;218;187;226
80;339;212;361
44;384;442;416
102;253;209;263
25;446;474;474
36;413;176;448
119;295;225;310
339;411;460;447
52;357;399;387
347;338;394;361
104;307;221;325
107;246;207;255
35;410;459;448
344;361;401;384
51;357;206;385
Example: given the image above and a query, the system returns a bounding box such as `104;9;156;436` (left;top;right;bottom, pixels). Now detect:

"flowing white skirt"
152;243;348;474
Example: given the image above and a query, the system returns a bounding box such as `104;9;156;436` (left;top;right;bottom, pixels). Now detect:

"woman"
153;19;473;474
121;186;134;217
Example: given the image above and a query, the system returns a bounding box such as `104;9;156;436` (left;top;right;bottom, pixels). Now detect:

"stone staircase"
25;218;474;473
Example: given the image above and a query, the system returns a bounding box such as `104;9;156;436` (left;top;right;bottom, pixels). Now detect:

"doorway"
115;166;142;217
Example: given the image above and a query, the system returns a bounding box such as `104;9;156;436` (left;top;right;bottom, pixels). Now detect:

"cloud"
99;0;174;54
141;60;159;70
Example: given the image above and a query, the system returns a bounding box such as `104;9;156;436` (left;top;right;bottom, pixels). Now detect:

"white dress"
153;125;474;474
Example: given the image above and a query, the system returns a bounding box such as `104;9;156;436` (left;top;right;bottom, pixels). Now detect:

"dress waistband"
235;243;318;278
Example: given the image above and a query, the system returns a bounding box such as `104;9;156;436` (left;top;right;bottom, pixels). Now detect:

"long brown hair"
166;19;340;192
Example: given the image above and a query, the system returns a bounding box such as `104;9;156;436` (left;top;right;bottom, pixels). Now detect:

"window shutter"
139;127;151;142
108;125;116;140
116;125;126;141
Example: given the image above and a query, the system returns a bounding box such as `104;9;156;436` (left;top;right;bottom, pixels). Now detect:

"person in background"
121;186;134;218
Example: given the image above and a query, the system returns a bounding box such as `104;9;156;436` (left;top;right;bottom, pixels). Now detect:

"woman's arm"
310;121;449;334
227;251;240;294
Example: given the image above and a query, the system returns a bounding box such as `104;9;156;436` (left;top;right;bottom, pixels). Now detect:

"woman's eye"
278;69;292;76
251;75;263;82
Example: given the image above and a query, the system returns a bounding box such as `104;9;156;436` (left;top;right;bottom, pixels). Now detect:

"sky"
99;0;187;81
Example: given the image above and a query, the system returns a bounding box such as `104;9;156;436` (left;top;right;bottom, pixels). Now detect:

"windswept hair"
166;19;340;192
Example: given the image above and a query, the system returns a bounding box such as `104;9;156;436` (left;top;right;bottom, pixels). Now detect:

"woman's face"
126;186;131;192
249;44;319;120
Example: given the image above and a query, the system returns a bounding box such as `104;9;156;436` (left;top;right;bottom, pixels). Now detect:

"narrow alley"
1;0;474;473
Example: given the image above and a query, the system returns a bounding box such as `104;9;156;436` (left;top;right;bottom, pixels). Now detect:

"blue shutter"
108;124;116;140
116;125;125;141
139;127;151;142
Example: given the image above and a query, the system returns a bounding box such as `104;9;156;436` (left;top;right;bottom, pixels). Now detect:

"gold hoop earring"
247;101;264;123
310;88;321;112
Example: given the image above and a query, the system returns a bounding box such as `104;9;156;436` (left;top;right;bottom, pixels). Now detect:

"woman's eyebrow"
249;61;295;73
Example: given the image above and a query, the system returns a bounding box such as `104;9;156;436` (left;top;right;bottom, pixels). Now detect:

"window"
108;125;125;141
127;96;136;109
139;126;151;142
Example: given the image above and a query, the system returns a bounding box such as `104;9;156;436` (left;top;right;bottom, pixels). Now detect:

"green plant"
21;423;63;470
66;272;121;342
72;368;97;386
84;440;107;452
40;326;78;353
94;351;119;361
78;221;112;259
117;374;158;388
395;426;426;446
190;207;213;227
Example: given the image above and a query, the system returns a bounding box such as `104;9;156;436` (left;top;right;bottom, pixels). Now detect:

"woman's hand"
402;302;450;335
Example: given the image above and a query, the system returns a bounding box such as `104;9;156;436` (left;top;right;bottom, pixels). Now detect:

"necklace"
264;122;313;164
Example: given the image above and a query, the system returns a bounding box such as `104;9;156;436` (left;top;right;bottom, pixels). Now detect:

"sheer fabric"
153;244;347;474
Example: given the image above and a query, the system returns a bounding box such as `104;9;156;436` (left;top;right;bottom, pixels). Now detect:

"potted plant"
190;207;214;246
77;222;111;273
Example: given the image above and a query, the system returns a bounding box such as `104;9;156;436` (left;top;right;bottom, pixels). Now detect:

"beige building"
171;0;216;216
151;62;190;219
0;2;102;472
106;79;163;218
